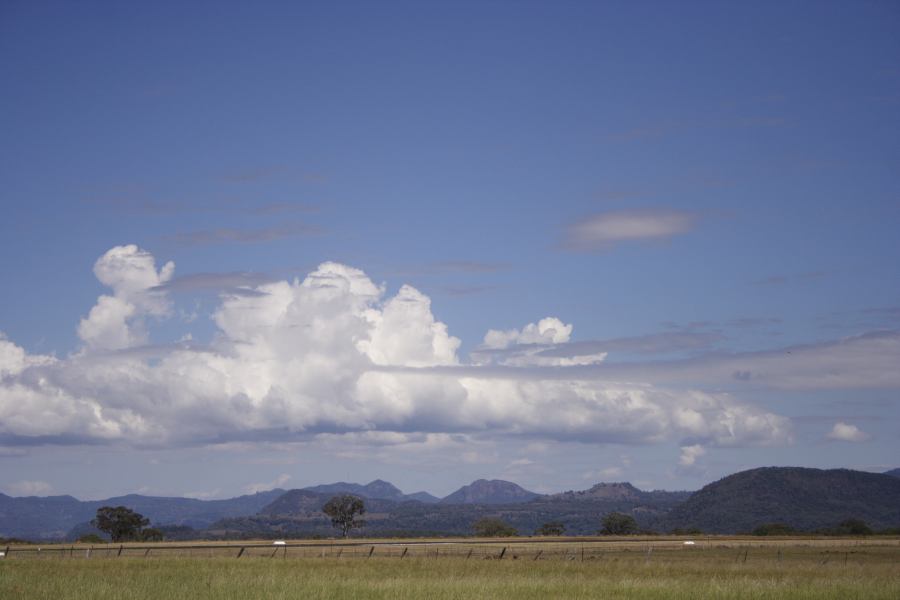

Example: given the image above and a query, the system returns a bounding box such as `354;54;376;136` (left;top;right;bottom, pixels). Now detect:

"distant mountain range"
2;467;898;541
0;489;286;540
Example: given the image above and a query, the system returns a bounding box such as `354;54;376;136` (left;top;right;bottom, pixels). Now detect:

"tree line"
78;496;890;543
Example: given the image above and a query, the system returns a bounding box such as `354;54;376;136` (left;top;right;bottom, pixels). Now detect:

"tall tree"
599;512;639;535
322;495;366;538
91;506;150;542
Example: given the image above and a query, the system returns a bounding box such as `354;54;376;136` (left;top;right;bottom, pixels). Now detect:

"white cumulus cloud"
0;246;791;451
678;444;706;466
78;245;175;350
478;318;606;366
483;317;573;349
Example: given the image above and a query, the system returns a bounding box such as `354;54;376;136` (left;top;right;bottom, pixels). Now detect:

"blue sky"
0;0;898;500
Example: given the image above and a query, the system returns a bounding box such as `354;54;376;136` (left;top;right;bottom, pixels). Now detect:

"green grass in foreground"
2;546;899;599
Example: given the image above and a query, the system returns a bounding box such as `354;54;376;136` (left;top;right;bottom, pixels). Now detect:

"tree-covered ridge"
661;467;900;533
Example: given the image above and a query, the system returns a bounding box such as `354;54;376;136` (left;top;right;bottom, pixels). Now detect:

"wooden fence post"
465;548;473;560
533;550;543;561
400;547;408;559
236;547;245;558
368;546;375;558
498;546;507;560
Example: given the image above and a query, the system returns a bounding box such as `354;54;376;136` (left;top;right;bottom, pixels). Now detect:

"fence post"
401;547;408;559
465;548;473;560
533;550;543;561
236;547;245;558
368;546;375;558
498;546;507;560
144;548;151;557
117;545;124;557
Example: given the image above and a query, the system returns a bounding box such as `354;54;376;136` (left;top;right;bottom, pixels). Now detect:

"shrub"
472;518;517;537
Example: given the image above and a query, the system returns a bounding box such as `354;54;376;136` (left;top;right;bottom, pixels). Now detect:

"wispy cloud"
243;473;291;494
390;261;511;277
151;272;275;296
163;223;322;246
752;271;827;286
565;208;698;251
726;317;782;329
220;166;287;183
220;166;327;185
4;480;53;496
438;285;497;296
603;114;786;143
826;422;872;443
248;202;319;216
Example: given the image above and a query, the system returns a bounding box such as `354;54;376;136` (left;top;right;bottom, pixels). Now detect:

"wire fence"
2;536;896;562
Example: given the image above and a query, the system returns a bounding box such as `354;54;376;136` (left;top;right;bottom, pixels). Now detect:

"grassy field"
2;539;898;599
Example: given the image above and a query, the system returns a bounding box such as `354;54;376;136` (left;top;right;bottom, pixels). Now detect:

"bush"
472;518;517;537
535;521;566;536
835;519;873;536
752;523;798;536
670;528;703;535
140;528;164;542
76;534;105;544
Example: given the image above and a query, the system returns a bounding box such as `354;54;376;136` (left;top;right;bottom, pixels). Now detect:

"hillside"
440;479;540;504
661;467;900;533
885;468;900;478
302;480;407;501
406;491;441;503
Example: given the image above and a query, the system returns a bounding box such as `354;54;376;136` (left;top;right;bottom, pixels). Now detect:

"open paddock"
1;537;898;599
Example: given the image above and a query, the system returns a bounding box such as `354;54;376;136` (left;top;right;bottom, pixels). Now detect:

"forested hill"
660;467;900;533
